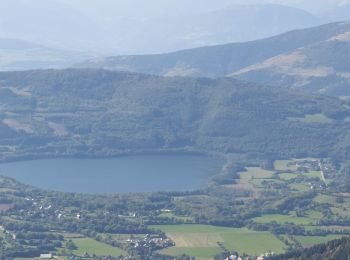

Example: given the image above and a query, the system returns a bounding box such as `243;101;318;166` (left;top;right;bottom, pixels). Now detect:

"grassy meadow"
153;224;286;259
70;237;126;256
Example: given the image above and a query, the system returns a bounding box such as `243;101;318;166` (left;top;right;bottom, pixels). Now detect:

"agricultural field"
153;224;286;259
290;183;311;192
229;167;275;196
274;160;298;171
1;157;349;259
222;158;350;253
254;210;324;226
279;172;323;187
288;113;333;124
232;159;327;196
314;194;335;204
0;188;17;193
295;235;343;247
307;210;323;220
160;247;221;260
15;258;67;260
70;237;126;256
307;170;323;181
253;214;315;226
239;167;274;179
279;172;298;180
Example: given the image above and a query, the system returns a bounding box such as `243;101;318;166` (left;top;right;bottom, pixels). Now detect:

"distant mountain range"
0;1;347;55
76;22;350;96
1;1;350;70
103;4;321;54
232;22;350;96
0;69;349;162
0;38;89;71
324;4;350;22
0;0;101;52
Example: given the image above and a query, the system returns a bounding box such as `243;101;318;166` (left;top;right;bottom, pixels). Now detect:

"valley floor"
1;157;350;259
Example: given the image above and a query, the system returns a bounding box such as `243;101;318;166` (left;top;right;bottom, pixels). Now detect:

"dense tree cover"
1;68;350;258
0;247;44;258
0;69;350;164
267;236;350;260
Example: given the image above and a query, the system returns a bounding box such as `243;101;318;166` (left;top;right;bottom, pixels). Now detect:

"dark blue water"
0;155;222;194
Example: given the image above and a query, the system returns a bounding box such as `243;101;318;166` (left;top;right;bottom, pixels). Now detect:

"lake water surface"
0;155;223;194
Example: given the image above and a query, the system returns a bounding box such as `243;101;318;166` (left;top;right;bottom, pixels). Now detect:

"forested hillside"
0;69;350;162
268;236;350;260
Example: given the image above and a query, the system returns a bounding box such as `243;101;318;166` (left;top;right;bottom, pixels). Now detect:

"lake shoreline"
0;153;225;194
0;148;227;165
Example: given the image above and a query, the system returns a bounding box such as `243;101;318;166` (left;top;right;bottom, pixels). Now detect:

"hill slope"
269;236;350;260
232;22;350;96
76;22;350;96
0;69;350;162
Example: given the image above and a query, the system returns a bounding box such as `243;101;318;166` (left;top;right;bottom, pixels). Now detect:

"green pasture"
70;237;126;256
153;224;286;258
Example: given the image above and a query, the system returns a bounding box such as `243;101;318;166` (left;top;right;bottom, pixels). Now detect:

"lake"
0;155;223;194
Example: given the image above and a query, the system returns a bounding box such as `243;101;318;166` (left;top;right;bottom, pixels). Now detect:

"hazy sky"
1;0;349;54
59;0;350;18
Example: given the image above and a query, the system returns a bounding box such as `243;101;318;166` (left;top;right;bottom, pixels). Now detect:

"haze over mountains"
0;0;350;64
2;2;350;258
3;1;320;53
88;3;322;55
0;1;350;156
0;0;100;52
323;3;350;22
77;22;350;96
0;38;89;71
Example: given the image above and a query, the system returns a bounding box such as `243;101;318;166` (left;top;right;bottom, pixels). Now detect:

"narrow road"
319;161;327;186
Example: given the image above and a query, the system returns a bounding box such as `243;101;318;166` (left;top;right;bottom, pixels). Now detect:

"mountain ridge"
75;22;350;96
